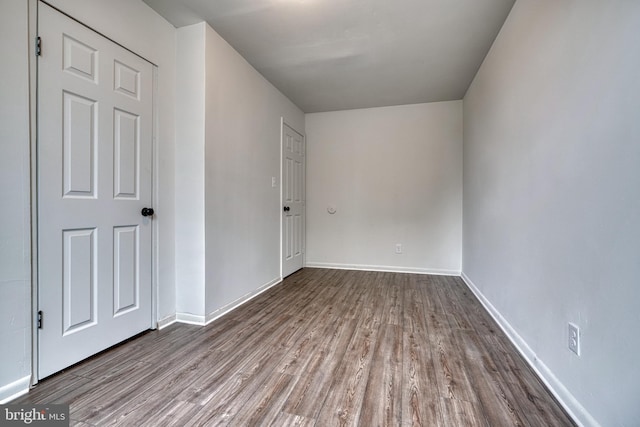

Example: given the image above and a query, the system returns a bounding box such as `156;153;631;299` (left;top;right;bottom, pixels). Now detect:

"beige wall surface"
306;101;463;274
463;1;640;425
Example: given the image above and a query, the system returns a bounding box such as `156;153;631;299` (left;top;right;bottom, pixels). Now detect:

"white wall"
175;23;206;319
203;24;305;317
463;1;640;426
306;102;462;274
0;0;177;401
0;0;32;401
173;22;305;322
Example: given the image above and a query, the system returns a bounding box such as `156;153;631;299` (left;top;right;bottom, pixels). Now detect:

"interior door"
37;3;154;378
282;124;305;277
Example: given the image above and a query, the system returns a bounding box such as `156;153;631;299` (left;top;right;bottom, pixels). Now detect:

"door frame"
28;0;159;385
280;118;306;278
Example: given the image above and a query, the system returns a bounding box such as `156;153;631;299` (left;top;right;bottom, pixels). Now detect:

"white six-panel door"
38;3;154;378
282;124;305;277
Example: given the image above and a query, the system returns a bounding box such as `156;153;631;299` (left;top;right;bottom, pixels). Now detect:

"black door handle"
283;206;290;212
141;207;155;217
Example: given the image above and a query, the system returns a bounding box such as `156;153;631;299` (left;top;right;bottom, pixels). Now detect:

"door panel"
113;109;139;198
114;60;141;99
63;34;97;83
113;225;139;316
38;3;153;378
282;124;305;277
63;92;97;197
62;228;96;335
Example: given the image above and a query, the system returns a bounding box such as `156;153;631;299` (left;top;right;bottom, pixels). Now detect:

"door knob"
141;207;155;217
283;206;290;212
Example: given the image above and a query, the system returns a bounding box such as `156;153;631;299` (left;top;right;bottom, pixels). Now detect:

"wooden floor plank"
135;400;199;427
13;374;94;405
177;314;301;407
461;349;527;426
360;324;403;427
401;330;442;427
225;373;295;426
430;328;480;403
416;275;447;314
374;272;401;327
271;411;316;427
102;348;224;426
439;397;489;427
281;317;358;419
14;268;575;426
314;292;383;426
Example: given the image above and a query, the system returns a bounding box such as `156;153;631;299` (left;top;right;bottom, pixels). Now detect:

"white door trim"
280;118;283;279
280;117;283;279
28;0;40;387
29;0;159;385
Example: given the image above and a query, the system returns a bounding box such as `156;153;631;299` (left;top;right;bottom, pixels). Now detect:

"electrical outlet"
568;323;580;356
395;244;402;254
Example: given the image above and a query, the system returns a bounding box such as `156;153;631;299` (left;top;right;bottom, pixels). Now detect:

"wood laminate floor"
14;268;575;426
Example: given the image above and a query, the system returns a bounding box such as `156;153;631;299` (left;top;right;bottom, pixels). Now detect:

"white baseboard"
173;277;283;327
460;272;599;427
204;276;282;325
305;262;460;276
0;376;30;404
175;312;206;326
157;314;177;330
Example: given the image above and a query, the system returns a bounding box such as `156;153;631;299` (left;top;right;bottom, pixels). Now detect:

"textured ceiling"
144;0;515;113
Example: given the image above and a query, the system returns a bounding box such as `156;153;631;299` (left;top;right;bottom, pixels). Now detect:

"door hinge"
35;37;42;56
37;310;43;329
